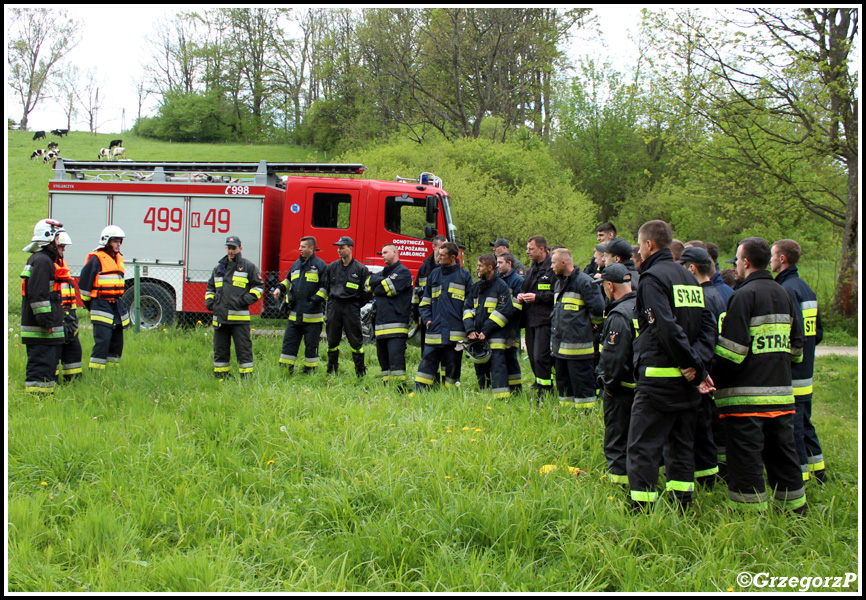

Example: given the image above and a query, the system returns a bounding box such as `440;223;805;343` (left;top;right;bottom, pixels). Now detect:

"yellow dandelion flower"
267;460;275;465
408;392;415;398
486;406;492;410
446;429;452;434
462;426;470;431
389;424;396;427
539;465;558;475
40;481;48;486
430;439;437;443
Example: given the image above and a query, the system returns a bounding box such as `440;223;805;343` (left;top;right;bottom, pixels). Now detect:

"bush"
339;129;597;263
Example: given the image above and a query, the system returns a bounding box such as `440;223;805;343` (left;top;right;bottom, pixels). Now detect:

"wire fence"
9;263;387;343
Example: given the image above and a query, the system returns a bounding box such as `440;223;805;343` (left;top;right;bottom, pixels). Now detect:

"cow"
30;149;47;160
98;148;111;160
47;141;59;150
52;128;69;137
43;150;60;164
33;131;46;141
109;139;123;150
111;146;126;159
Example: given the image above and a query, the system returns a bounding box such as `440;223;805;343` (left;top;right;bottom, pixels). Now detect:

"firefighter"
497;252;524;394
20;219;67;394
414;234;447;355
204;236;263;378
771;239;826;484
517;235;556;400
54;231;83;382
550;247;605;409
596;263;637;486
491;238;526;276
79;225;130;370
273;236;328;373
603;237;640;290
415;242;472;391
677;246;726;488
713;237;806;514
584;222;617;277
463;254;515;399
627;220;717;513
366;244;414;390
323;236;370;376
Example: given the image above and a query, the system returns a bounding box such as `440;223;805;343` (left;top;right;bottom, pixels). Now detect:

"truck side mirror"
425;225;438;239
425;195;438;225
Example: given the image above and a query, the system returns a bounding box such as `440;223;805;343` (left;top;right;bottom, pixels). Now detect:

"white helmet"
56;231;73;246
99;225;126;247
23;218;66;252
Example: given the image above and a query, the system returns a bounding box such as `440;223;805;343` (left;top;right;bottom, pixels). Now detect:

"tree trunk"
833;158;858;318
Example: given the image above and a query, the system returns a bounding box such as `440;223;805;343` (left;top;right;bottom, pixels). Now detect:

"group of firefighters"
21;216;825;514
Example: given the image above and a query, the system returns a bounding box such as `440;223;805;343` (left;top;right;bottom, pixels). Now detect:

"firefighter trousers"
473;348;509;398
724;413;806;512
603;387;634;485
59;334;83;381
326;300;365;374
25;344;60;394
376;336;407;387
524;323;553;389
555;356;596;408
794;394;825;482
505;345;523;393
415;344;462;390
693;393;719;484
280;320;322;372
627;390;697;509
90;323;123;369
213;322;253;377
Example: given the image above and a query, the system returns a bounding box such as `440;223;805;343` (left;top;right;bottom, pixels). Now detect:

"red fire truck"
48;160;459;329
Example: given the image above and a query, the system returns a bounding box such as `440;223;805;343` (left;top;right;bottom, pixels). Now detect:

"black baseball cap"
225;236;241;247
604;238;633;260
490;238;510;247
601;263;632;284
678;247;712;266
334;236;354;247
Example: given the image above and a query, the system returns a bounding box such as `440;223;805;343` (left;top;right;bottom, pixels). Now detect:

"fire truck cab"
48;160;458;330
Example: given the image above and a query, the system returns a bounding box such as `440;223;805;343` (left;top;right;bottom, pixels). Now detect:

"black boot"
352;352;366;377
327;350;339;375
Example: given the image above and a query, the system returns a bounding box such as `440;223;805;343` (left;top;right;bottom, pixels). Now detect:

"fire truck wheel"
123;283;176;330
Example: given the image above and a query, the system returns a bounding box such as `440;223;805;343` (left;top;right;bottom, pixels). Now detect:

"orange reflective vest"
82;250;125;300
54;258;78;308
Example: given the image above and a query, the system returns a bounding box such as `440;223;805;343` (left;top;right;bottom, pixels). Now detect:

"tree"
7;8;80;130
642;8;858;317
551;60;655;222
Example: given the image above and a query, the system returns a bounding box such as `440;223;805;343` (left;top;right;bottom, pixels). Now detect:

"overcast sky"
7;6;643;134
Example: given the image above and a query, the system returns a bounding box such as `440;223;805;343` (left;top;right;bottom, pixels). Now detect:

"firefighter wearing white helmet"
20;219;66;394
79;224;130;370
54;231;84;381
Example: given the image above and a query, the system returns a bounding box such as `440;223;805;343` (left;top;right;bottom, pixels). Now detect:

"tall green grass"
6;325;860;591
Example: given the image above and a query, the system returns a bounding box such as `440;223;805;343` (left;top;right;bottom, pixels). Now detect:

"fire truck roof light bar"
54;159;366;176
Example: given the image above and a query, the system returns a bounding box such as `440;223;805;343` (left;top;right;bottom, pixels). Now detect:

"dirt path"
815;346;858;357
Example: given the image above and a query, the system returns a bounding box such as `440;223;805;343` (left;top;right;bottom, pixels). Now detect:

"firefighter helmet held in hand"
99;225;125;247
465;338;492;364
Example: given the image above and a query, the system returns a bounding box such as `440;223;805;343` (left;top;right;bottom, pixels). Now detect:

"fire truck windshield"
441;195;459;245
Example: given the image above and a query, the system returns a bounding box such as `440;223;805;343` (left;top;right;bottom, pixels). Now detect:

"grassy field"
6;129;860;591
6;330;860;592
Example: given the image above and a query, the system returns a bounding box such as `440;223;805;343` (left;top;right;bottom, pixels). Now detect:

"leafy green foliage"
339;129;596;260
